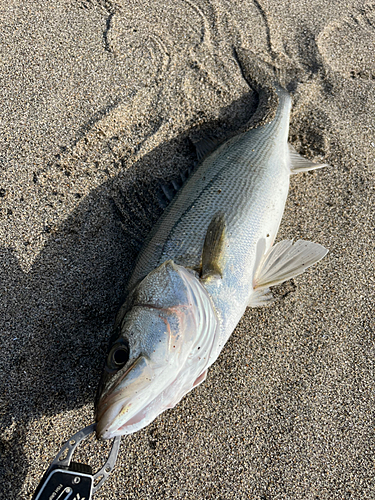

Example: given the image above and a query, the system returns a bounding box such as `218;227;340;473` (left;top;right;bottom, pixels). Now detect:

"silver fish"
95;85;328;439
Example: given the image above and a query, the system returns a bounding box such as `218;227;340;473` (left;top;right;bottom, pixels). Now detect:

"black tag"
31;424;121;500
33;468;93;500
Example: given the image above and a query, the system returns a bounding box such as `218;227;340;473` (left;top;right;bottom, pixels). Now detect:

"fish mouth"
95;355;155;439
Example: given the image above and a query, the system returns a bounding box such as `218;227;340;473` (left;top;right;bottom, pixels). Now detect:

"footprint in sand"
317;2;375;82
105;0;209;89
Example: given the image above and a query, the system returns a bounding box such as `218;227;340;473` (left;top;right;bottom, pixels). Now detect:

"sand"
0;0;374;498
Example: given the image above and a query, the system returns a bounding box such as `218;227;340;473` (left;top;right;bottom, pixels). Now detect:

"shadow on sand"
0;88;260;499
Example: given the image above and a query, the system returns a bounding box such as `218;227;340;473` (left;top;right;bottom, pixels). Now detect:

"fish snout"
95;355;156;439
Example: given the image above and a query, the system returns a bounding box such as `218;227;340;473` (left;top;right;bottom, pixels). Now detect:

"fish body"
96;86;328;439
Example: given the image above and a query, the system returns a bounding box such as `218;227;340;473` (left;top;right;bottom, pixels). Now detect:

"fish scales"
95;85;328;439
126;88;292;359
129;89;290;291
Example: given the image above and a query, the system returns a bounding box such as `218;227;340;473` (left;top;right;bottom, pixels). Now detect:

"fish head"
95;260;218;439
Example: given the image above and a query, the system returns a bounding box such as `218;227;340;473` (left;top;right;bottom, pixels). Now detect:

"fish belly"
201;156;290;366
127;87;292;364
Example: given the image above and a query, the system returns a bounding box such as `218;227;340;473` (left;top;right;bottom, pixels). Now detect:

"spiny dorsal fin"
201;213;226;280
157;166;193;209
289;145;329;174
194;136;220;162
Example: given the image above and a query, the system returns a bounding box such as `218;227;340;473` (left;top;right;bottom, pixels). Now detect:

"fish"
95;85;328;440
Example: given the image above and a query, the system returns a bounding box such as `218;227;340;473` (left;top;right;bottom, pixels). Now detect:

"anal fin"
201;213;226;280
254;239;328;289
289;144;329;174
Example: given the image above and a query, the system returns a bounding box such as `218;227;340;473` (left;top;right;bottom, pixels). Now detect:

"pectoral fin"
253;239;328;289
201;213;226;280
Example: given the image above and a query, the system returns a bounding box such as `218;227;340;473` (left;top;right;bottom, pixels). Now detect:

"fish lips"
95;355;155;439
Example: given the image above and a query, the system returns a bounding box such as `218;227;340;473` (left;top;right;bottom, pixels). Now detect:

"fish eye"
107;341;130;371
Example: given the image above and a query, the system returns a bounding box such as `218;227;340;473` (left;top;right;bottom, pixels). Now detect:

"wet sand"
0;0;374;498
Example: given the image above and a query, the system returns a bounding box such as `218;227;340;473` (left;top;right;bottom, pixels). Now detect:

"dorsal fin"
194;135;221;162
157;166;193;209
110;195;146;252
